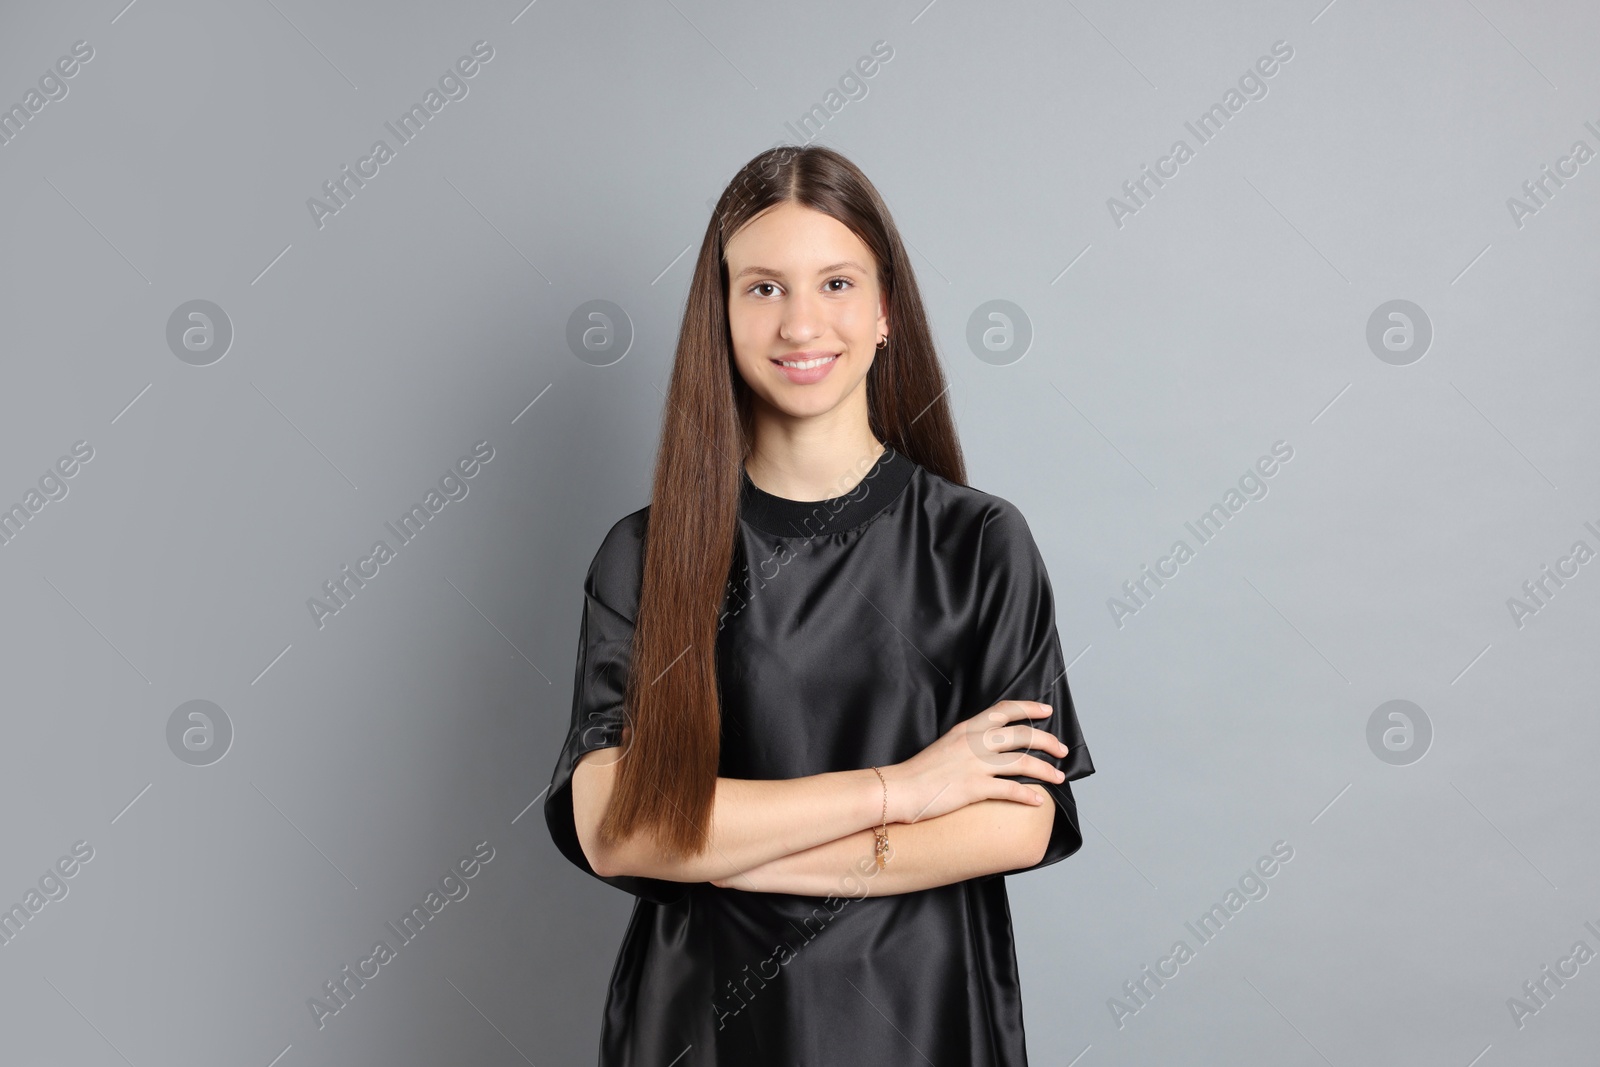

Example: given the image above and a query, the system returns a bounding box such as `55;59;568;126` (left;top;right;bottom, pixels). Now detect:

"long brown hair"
598;144;969;859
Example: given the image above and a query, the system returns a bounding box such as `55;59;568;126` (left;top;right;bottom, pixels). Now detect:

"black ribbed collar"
739;446;915;538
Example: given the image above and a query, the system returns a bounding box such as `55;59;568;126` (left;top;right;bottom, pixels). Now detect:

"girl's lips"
771;352;839;385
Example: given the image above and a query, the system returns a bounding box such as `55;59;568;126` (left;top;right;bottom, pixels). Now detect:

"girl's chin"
756;383;868;422
761;397;837;420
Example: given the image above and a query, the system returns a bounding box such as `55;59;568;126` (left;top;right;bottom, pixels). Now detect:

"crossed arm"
571;748;1055;897
711;785;1055;896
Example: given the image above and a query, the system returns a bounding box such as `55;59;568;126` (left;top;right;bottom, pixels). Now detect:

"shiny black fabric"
545;446;1095;1065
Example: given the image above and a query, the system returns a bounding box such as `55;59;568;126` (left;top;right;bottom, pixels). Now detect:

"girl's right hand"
880;700;1070;824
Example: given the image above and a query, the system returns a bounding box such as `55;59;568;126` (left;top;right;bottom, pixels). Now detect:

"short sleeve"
967;501;1095;879
543;510;687;905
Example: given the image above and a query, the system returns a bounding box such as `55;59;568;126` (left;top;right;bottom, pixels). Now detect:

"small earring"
876;336;888;350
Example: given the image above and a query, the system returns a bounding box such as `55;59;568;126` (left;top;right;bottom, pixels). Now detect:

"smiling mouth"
772;353;839;370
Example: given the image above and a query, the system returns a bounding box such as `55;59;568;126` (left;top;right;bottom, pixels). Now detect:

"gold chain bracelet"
870;766;890;869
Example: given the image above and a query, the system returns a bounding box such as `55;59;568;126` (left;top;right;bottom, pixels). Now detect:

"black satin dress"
545;446;1095;1065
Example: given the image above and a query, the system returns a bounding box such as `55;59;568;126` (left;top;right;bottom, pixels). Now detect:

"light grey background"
2;0;1597;1064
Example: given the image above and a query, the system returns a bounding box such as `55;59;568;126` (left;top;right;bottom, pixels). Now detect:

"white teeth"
777;354;837;369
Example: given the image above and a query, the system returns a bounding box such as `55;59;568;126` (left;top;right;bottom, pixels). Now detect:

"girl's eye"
748;277;853;297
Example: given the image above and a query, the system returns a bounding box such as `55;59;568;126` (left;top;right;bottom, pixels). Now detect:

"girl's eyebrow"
731;260;868;281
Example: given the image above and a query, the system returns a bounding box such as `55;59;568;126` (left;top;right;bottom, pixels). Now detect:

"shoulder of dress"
603;502;651;542
916;469;1030;535
584;504;650;606
924;479;1050;586
596;504;649;556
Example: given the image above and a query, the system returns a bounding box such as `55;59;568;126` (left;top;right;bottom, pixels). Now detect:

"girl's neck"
743;434;886;503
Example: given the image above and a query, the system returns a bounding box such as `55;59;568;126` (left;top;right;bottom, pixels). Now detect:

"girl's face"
724;201;889;425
